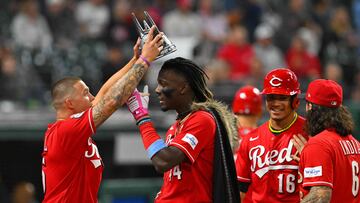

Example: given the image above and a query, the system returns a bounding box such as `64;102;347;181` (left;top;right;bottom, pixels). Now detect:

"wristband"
139;122;166;158
137;117;151;126
139;55;151;67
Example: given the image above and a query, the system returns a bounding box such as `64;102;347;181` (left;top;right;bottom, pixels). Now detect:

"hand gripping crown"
132;11;177;60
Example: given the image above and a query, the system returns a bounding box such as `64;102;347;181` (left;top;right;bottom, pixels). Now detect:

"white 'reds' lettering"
85;138;102;168
249;141;298;178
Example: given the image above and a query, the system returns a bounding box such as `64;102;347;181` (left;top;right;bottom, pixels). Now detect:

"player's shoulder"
308;130;337;143
70;108;91;120
297;115;306;123
190;110;215;123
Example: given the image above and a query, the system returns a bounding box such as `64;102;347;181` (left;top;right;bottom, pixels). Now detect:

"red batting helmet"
232;85;262;115
262;68;300;96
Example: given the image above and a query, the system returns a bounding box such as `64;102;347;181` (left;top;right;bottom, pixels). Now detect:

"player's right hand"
291;134;307;162
141;26;164;62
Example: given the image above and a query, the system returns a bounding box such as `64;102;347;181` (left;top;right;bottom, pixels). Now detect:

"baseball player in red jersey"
235;68;309;202
232;85;262;153
41;27;163;203
298;79;360;202
126;57;239;203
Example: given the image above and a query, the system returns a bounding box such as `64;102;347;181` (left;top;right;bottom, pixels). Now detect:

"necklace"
175;111;193;136
269;112;298;134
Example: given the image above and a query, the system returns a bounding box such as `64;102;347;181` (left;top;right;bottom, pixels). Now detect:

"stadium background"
0;0;360;202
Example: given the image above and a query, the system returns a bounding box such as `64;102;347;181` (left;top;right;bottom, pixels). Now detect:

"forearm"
92;59;148;126
301;186;332;203
138;121;184;173
93;57;137;105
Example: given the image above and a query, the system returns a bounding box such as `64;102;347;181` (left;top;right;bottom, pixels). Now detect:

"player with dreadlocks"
126;57;239;203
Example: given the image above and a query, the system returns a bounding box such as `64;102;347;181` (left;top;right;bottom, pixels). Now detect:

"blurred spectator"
310;0;331;29
105;0;137;59
75;0;110;39
323;62;343;82
248;56;264;86
297;20;322;55
322;6;359;87
198;0;227;42
274;0;308;52
192;0;228;65
253;23;284;73
162;0;201;38
11;181;37;203
217;25;255;81
237;0;262;42
354;0;360;35
204;59;230;86
285;35;321;80
11;0;53;50
0;49;21;101
0;47;45;107
45;0;77;49
323;62;350;99
101;46;128;83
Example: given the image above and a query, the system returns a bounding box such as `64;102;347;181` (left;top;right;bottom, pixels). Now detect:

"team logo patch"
181;133;198;150
304;166;322;178
270;76;282;87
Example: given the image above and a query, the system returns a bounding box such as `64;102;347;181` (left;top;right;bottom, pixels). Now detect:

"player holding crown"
235;68;308;202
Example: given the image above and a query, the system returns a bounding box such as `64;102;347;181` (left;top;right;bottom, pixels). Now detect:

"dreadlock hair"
305;102;354;137
160;57;213;103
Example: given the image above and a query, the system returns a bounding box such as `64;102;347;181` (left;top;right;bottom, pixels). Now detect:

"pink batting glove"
126;86;149;122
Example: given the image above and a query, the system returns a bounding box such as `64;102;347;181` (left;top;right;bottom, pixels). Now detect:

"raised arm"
92;38;141;106
92;27;163;127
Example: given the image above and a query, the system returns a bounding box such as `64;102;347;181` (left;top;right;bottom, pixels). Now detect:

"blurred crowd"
0;0;360;112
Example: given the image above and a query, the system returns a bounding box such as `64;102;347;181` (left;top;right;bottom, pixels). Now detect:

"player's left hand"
133;38;141;60
291;134;307;162
126;85;150;122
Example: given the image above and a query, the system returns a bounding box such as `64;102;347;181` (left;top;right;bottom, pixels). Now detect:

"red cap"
306;79;343;107
262;68;300;96
232;85;262;115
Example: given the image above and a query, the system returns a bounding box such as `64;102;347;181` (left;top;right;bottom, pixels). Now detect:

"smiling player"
235;68;308;202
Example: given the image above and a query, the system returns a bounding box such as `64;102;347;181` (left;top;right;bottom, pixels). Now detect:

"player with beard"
298;79;360;203
235;68;308;202
126;57;239;203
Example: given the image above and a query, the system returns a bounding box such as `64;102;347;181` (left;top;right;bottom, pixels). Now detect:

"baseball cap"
305;79;343;107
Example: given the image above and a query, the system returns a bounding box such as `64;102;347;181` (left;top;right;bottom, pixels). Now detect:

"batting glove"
126;85;150;124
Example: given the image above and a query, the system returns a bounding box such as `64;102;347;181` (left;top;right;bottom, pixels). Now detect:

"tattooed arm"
92;39;141;106
301;186;332;203
92;26;163;127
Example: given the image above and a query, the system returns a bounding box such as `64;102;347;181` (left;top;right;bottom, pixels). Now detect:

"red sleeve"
58;108;96;157
300;139;334;189
169;111;215;163
235;133;252;183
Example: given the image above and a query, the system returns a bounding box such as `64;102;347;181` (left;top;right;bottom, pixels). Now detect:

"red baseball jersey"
155;110;216;203
234;127;256;158
236;116;307;203
42;108;103;203
299;129;360;203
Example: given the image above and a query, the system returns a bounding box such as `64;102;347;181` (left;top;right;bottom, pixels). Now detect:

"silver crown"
132;11;177;60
